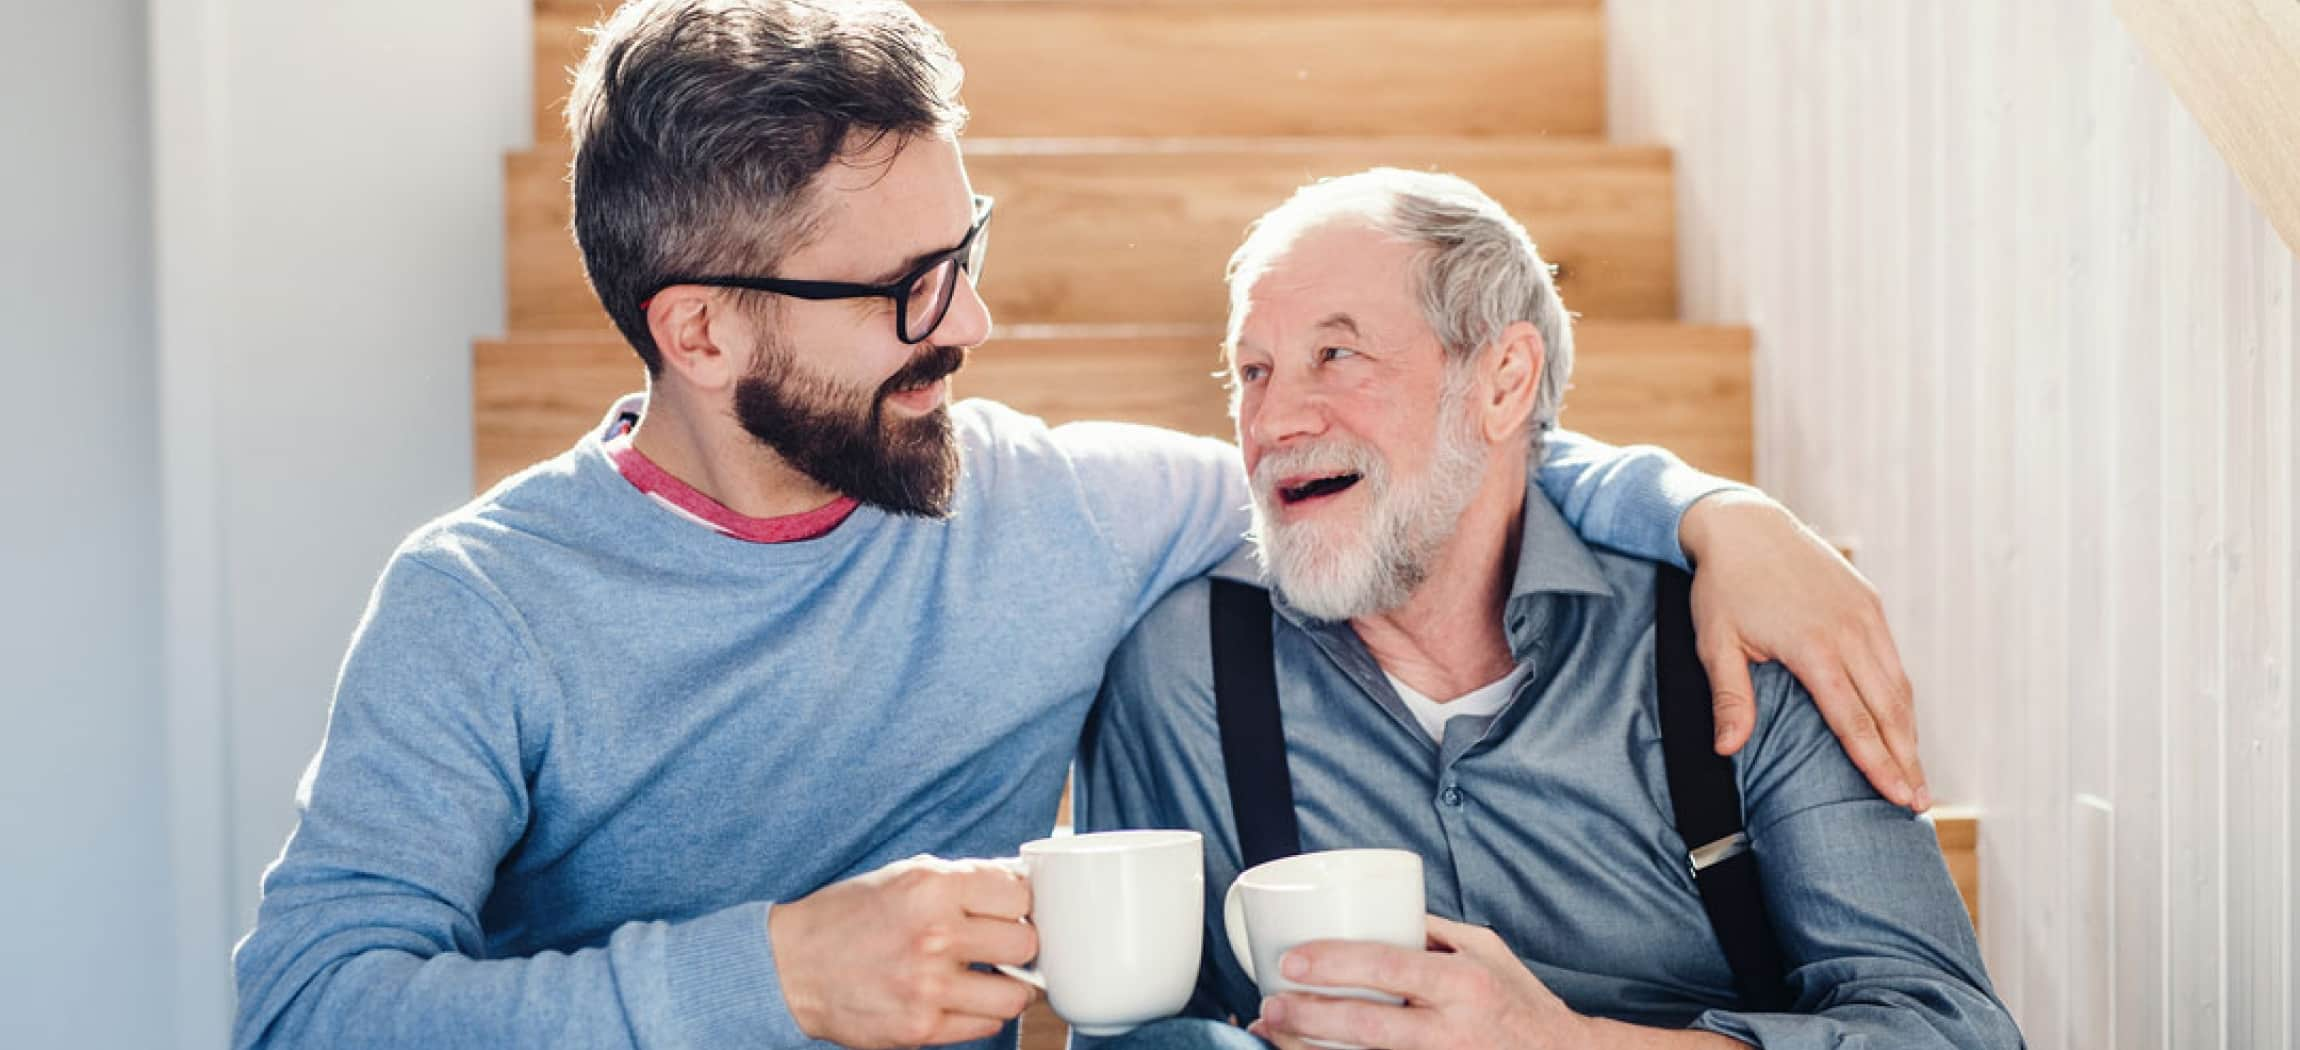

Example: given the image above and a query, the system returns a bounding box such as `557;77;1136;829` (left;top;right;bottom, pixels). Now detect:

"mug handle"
1222;879;1255;983
993;962;1046;991
987;857;1046;990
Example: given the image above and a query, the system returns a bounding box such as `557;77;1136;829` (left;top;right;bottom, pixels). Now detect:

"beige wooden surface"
506;139;1676;331
1929;808;1980;932
472;321;1749;491
2116;0;2300;255
533;0;1604;147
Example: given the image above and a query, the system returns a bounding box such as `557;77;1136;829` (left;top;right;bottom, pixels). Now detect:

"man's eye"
1318;346;1357;363
1235;364;1269;383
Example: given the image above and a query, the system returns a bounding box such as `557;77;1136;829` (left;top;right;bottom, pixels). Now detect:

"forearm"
1673;489;1793;568
236;892;800;1050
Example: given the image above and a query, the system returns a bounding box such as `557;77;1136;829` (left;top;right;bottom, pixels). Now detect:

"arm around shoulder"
1533;429;1748;569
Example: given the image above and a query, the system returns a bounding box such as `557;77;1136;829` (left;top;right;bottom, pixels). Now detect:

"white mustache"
1250;439;1386;502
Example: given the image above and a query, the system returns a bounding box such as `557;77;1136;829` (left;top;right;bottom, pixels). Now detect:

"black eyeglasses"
648;195;993;345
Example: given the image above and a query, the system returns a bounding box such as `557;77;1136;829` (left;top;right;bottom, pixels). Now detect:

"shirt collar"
1504;467;1616;605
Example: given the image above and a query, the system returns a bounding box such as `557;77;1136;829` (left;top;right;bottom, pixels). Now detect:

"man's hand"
767;855;1038;1048
1678;490;1929;811
1246;916;1591;1050
1248;918;1748;1050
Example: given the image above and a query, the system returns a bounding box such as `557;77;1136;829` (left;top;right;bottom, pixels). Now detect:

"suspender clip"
1689;831;1750;875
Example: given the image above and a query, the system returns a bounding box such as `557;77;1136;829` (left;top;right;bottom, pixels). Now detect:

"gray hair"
1225;168;1575;447
566;0;968;373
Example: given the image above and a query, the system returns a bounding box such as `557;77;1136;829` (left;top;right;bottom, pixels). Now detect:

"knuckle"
897;1012;939;1046
1372;954;1408;990
912;922;954;957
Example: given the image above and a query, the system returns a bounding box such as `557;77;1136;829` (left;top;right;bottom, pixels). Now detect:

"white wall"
158;0;532;1039
0;2;170;1047
1609;2;2299;1047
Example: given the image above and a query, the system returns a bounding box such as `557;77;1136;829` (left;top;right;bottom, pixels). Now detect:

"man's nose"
1246;368;1329;452
930;271;994;347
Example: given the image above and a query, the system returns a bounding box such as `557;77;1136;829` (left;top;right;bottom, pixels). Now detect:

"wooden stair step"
506;138;1678;332
534;0;1604;147
1929;806;1982;932
471;321;1749;492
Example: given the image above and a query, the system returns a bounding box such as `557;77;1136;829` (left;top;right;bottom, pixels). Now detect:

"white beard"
1249;394;1487;622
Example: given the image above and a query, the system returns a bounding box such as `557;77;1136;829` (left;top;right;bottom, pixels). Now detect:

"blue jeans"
1082;1017;1268;1050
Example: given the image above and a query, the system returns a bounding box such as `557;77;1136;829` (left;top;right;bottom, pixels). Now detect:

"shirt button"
1440;785;1464;808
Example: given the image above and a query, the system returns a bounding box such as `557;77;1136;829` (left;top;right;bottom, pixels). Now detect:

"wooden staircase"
479;3;1974;1044
479;0;1753;490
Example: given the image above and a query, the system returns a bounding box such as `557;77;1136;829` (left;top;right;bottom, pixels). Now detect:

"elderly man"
232;4;1931;1049
1079;169;2020;1049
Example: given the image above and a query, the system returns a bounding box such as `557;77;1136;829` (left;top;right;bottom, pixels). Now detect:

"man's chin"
836;419;960;518
1261;547;1375;622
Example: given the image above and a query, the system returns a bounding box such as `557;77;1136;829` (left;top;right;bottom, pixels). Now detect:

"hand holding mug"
1249;916;1607;1050
1224;849;1426;1050
767;854;1039;1049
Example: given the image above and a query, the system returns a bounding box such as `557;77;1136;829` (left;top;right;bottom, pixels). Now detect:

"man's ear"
646;286;747;391
1478;319;1546;444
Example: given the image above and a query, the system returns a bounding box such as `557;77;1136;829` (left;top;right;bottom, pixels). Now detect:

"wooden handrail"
2117;0;2300;254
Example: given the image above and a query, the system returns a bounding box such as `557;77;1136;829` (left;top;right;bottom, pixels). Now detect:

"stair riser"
506;144;1678;330
472;324;1749;490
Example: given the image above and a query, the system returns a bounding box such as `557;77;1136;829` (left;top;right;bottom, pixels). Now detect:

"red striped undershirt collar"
604;415;859;544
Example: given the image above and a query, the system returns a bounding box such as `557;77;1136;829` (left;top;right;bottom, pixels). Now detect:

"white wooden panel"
2106;25;2173;1050
1608;1;2300;1045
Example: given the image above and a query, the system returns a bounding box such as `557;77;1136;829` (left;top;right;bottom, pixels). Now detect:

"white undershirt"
1385;665;1531;745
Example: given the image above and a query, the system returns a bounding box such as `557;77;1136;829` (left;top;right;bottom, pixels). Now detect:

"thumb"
1701;639;1759;756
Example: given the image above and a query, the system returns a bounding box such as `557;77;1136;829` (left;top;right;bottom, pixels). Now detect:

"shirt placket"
1438;604;1552;928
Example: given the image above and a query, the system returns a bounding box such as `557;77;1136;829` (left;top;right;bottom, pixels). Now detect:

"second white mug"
1224;848;1426;1049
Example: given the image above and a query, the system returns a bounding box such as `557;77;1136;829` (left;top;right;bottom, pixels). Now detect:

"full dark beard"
732;342;967;518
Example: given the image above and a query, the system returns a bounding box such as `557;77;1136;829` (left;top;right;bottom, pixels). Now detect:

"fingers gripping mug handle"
988;856;1046;990
1223;880;1255;983
993;961;1046;990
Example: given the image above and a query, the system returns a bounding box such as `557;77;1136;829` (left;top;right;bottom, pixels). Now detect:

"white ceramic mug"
991;829;1204;1036
1223;849;1426;1049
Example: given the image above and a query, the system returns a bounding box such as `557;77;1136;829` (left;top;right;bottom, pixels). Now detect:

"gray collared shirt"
1077;481;2021;1048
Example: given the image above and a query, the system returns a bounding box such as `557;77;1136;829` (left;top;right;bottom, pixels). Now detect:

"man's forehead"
788;134;974;274
1233;243;1423;345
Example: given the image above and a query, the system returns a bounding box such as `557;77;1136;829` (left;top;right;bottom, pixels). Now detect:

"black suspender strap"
1209;579;1303;869
1652;566;1791;1011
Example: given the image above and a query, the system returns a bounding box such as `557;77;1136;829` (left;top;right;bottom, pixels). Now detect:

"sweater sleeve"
231;553;808;1050
1533;429;1749;570
1056;421;1254;624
